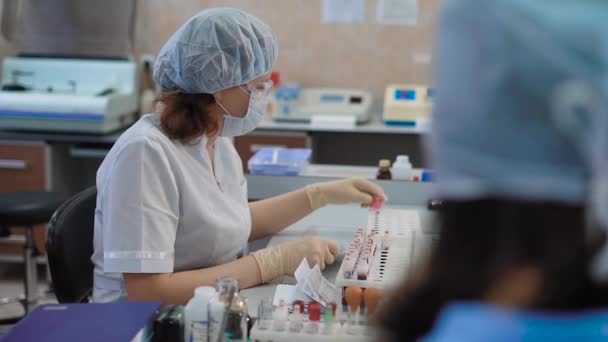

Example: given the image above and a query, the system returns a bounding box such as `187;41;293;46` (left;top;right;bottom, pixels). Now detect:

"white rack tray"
335;209;422;289
250;323;376;342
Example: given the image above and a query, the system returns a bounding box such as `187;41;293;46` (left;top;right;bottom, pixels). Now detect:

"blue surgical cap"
430;0;608;280
153;8;278;94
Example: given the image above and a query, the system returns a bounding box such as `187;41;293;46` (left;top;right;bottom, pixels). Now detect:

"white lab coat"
91;114;251;302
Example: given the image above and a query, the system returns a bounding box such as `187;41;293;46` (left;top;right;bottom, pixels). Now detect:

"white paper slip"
293;258;341;307
321;0;366;24
377;0;418;26
294;258;312;281
310;265;342;304
272;284;312;307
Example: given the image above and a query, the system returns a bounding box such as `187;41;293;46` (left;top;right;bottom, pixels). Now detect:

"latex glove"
304;177;388;210
252;236;340;283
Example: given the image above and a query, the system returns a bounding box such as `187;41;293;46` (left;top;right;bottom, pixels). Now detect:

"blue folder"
1;301;161;342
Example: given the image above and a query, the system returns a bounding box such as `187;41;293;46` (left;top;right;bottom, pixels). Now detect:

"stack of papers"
294;258;341;306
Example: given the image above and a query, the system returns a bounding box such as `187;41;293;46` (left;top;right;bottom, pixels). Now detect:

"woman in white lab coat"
91;8;386;304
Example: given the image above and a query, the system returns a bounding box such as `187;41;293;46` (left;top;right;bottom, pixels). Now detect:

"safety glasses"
240;80;273;97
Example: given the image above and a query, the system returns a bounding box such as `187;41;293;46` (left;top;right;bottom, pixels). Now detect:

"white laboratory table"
247;168;435;207
256;116;429;135
241;202;438;317
248;116;430;167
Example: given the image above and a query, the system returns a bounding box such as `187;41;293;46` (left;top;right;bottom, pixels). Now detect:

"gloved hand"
252;236;340;283
305;177;388;210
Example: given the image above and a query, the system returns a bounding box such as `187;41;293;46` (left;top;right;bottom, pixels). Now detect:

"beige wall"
137;0;440;100
1;0;440;100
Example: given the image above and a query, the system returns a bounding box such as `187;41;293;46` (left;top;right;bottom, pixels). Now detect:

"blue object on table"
248;147;312;176
422;170;436;182
1;301;161;342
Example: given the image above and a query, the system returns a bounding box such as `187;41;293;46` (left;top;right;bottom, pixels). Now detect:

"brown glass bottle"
376;159;392;180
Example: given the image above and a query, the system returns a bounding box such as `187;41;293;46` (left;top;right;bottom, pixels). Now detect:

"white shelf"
256;116;429;135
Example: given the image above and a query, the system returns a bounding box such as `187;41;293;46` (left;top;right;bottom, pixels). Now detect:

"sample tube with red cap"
306;302;321;334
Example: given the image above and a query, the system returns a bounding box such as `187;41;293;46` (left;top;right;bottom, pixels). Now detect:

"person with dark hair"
378;0;608;340
91;8;386;304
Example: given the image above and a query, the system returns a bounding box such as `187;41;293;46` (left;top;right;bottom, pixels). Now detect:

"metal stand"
0;225;40;325
23;226;38;313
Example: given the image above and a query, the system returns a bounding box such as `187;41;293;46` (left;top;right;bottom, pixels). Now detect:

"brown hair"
154;91;219;143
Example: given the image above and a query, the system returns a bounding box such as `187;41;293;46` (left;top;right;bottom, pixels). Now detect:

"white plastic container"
391;155;413;181
184;286;217;342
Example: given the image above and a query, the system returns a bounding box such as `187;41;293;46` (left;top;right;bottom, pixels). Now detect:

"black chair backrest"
46;186;97;303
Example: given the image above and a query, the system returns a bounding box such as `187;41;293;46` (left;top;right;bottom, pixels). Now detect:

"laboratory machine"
382;84;434;126
0;57;139;133
273;86;373;124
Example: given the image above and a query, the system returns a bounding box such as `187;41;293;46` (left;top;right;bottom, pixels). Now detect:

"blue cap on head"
430;0;608;280
153;8;278;94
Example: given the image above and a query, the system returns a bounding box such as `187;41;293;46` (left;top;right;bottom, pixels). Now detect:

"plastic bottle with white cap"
391;155;413;181
184;286;216;342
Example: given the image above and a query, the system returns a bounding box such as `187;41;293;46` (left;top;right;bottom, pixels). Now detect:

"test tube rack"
335;208;422;289
250;322;376;342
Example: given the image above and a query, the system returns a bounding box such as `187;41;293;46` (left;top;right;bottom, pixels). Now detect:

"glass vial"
208;277;248;342
376;159;392;180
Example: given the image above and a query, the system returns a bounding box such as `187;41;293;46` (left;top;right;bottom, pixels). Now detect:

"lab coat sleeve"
101;136;179;273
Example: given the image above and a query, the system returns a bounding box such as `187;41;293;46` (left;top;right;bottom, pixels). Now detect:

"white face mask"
218;81;272;137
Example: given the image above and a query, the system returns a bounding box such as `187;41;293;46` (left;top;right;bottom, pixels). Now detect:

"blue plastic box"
248;148;312;176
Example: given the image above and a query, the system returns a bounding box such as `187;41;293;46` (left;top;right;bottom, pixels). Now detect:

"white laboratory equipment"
391;155;413;181
273;86;373;124
383;84;434;126
184;286;216;342
0;57;139;133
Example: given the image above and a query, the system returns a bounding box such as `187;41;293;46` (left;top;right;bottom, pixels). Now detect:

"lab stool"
0;191;67;324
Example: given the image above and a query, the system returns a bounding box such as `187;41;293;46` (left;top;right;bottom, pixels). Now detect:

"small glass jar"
376;159;392;180
208;277;248;342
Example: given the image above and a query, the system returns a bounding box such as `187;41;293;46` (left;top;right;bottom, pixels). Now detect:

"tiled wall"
137;0;440;100
1;0;440;100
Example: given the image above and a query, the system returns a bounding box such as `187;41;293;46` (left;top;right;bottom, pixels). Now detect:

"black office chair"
0;191;67;324
46;187;97;303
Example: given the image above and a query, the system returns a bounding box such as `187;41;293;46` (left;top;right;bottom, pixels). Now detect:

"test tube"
322;307;335;335
257;298;273;330
292;300;305;314
305;302;321;334
344;287;363;335
272;300;288;332
289;303;304;333
382;230;391;250
335;303;348;327
357;261;369;280
371;197;383;209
